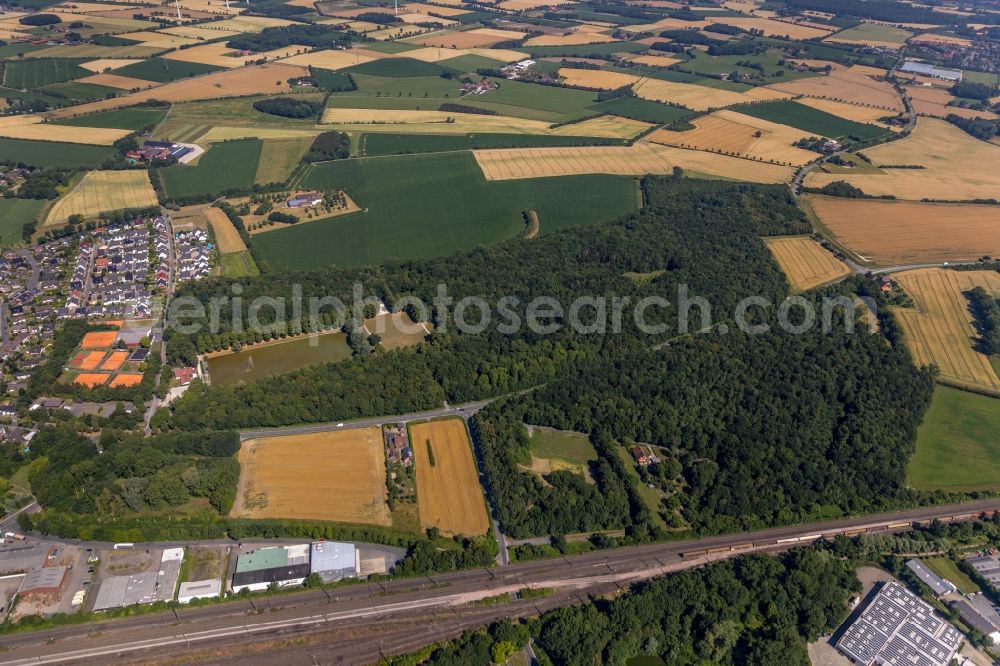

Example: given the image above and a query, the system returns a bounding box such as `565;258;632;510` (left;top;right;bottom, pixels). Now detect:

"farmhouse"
836;582;963;666
231;545;310;593
906;558;957;597
286;192;323;209
899;60;963;82
173;367;197;385
631;444;659;467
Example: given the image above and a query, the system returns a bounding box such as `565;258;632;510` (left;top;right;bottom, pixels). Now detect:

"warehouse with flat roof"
177;579;221;604
836;581;963;666
906;559;957;597
310;541;359;582
232;545;310;593
17;566;66;597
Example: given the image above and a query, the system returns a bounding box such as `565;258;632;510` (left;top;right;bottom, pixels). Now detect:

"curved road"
5;498;1000;665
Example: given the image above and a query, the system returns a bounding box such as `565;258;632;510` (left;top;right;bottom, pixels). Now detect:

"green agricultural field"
525;42;644;58
829;22;912;45
438;54;509;73
2;58;91;88
309;67;356;92
345;57;458;78
51;105;169;131
0;199;44;245
155;96;324;140
159;139;262;200
682;48;819;83
455;78;600;122
736;100;889;141
114;58;224;83
0;138;114;168
644;67;754;91
908;386;1000;492
359;132;621;156
219;251;260;277
41;81;121;101
588;97;695;124
348;73;461;98
0;43;44;59
253;151;638;270
356;41;422;54
964;70;1000;85
923;556;980;594
528;428;598;466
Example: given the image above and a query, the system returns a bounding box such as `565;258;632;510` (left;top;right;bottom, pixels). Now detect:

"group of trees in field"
252;97;323;119
302;130;350;162
946;114;1000;141
968;286;1000;354
227;24;352;52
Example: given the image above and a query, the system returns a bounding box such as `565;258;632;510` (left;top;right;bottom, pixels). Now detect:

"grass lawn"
254;151;637;270
908;386;1000;492
588;97;695;124
359;132;621;156
219;251;260;277
113;58;224;83
528;427;597;466
52;105;169;131
2;58;91;88
0;199;44;245
0;138;114;168
963;70;999;85
737;100;889;141
159;139;262;199
923;556;980;594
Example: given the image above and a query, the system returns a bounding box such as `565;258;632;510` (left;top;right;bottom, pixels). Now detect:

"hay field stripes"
765;236;851;292
473;143;793;183
892;269;1000;393
411;419;490;536
795;97;903;129
647;109;818;166
78;58;145;73
280;49;377;70
255;136;313;185
45;170;158;225
803;118;1000;201
205;207;246;254
78;73;156;90
43;64;310;119
804;196;1000;266
232;428;392;525
0;116;130;145
766;68;904;111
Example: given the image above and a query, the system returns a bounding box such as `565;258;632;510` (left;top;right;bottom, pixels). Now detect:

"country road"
5;498;1000;665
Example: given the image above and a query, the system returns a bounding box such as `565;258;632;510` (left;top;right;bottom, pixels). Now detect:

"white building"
177;579;221;604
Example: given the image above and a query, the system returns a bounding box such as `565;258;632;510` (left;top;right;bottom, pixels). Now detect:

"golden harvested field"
524;31;616;47
212;15;295;32
907;85;999;120
411;419;489;536
0;116;129;145
29;44;163;58
399;12;458;25
803;118;1000;201
892;268;1000;392
402;46;526;63
405;27;527;48
796;97;903;129
162;43;248;68
45;171;158;225
627;15;831;39
648;109;817;166
767;68;903;111
500;0;575;9
205;207;246;253
118;30;198;48
44;64;309;118
765;236;851;291
281;49;377;69
804;196;1000;265
232;428;392;525
158;25;242;40
79;58;144;72
558;68;790;110
551;114;651;139
910;33;972;46
402;2;473;16
474;143;793;182
78;73;155;90
628;54;682;67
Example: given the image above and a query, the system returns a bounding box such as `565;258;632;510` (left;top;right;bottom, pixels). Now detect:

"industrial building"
965;554;1000;587
177;579;221;604
0;542;49;574
836;581;963;666
92;548;183;611
310;542;359;582
899;60;963;81
17;566;67;597
231;545;310;594
906;559;957;597
950;594;1000;645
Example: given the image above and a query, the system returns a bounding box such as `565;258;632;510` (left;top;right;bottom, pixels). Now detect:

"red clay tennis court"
81;331;118;349
108;374;143;388
74;373;110;388
100;350;130;371
75;351;106;370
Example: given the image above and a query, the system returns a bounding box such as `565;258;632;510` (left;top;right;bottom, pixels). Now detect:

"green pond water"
205;332;352;385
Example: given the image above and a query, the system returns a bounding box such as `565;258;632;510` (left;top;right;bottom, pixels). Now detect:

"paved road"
5;498;1000;665
0;501;38;534
238;400;493;440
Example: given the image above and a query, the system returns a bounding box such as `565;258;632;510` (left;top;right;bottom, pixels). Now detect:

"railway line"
4;498;1000;664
